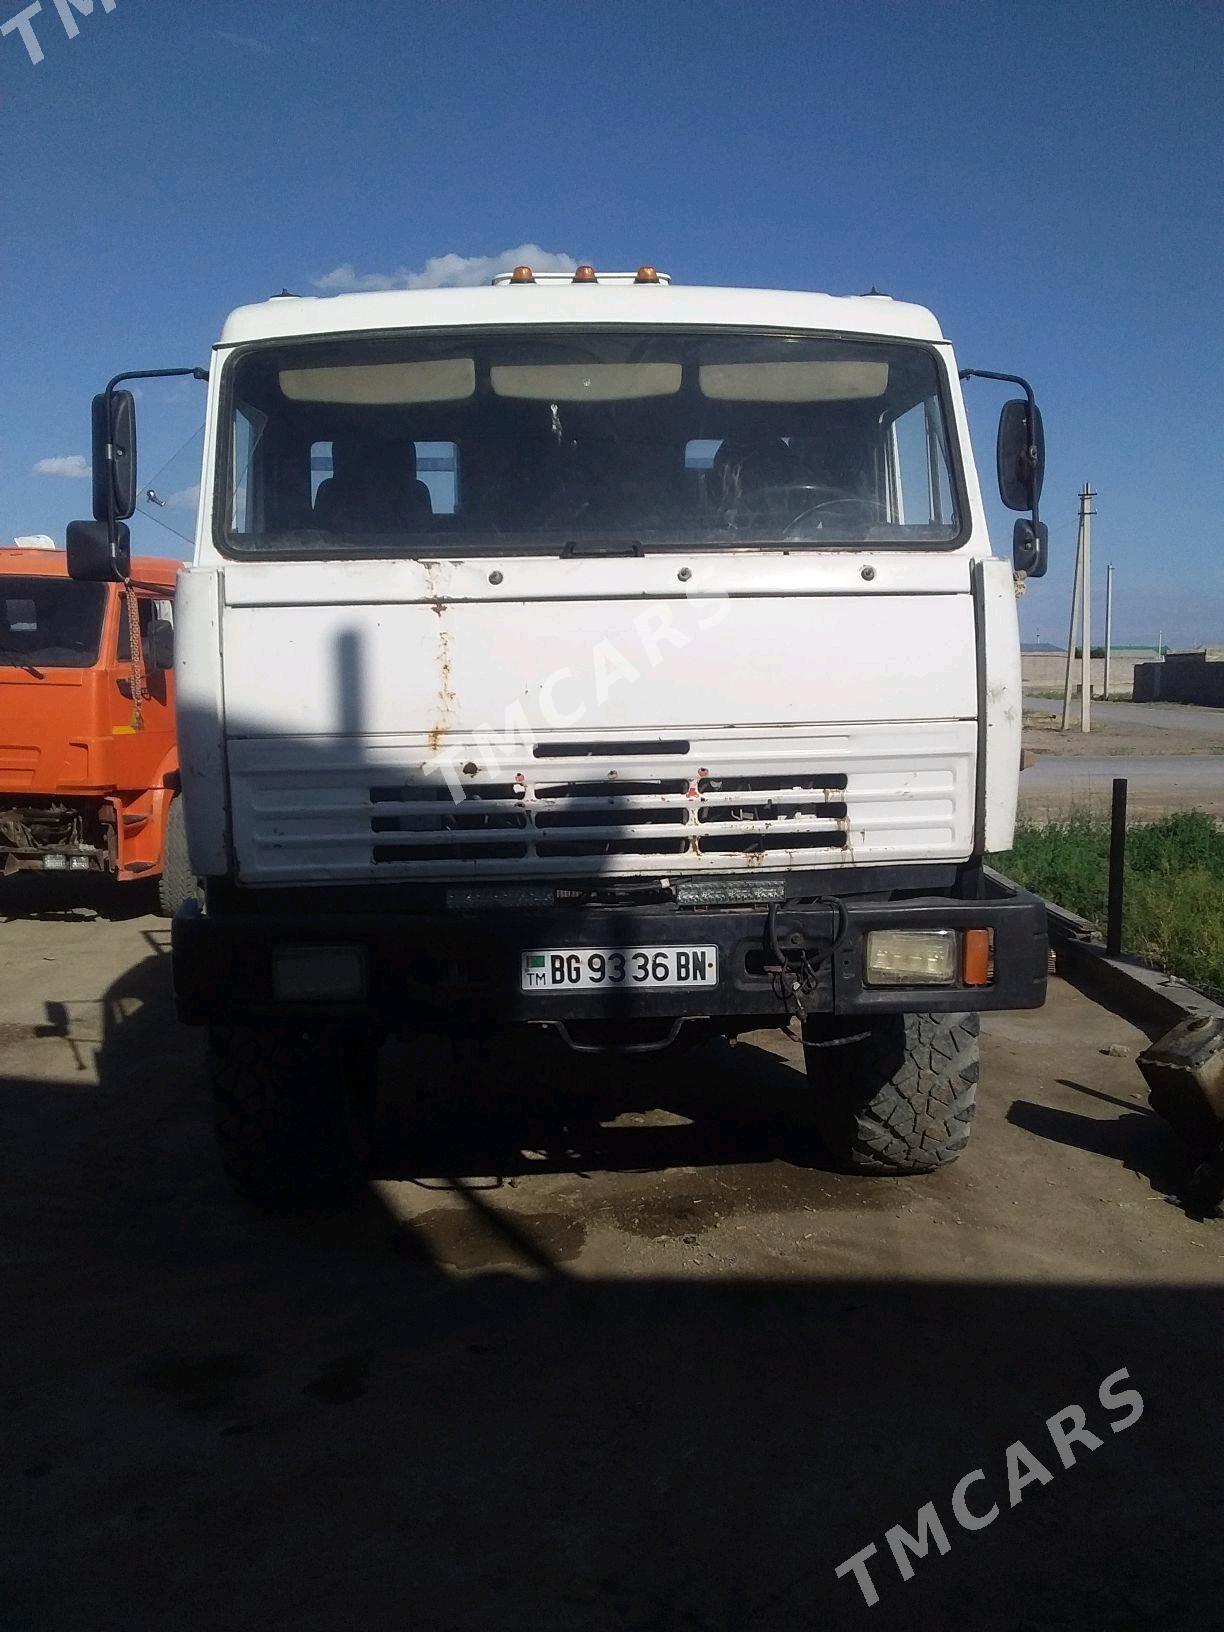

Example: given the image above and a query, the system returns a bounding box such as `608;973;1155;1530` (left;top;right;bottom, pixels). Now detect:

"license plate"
521;946;719;992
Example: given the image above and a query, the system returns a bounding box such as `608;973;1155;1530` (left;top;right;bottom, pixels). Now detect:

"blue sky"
2;0;1220;645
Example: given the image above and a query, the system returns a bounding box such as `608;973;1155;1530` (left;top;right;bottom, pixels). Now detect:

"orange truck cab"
0;545;191;913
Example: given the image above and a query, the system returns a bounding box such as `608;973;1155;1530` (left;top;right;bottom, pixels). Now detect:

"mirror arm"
100;367;209;549
960;367;1041;530
104;366;209;395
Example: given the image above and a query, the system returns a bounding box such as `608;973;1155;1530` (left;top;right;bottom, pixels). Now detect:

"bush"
990;811;1224;992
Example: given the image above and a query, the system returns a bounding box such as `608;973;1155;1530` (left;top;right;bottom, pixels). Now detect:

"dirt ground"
1022;699;1224;818
1023;699;1224;758
2;881;1222;1630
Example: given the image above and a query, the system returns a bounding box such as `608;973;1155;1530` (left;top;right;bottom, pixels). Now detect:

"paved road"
1020;697;1224;817
1024;695;1224;739
2;887;1222;1630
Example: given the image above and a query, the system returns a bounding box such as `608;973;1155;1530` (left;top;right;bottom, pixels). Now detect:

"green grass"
990;810;1224;992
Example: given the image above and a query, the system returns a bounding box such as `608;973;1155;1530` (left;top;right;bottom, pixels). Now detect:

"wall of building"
1132;651;1224;706
1021;651;1155;695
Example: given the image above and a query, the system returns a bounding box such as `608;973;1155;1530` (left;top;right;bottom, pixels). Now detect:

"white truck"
67;265;1049;1204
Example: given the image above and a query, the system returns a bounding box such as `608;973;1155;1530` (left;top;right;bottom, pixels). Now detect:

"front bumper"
172;878;1047;1029
1;845;106;877
0;800;107;878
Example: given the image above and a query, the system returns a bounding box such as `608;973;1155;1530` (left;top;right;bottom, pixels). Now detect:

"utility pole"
1062;486;1087;730
1103;563;1114;701
1080;484;1095;731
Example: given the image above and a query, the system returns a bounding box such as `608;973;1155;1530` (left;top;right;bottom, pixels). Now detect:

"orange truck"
0;544;193;914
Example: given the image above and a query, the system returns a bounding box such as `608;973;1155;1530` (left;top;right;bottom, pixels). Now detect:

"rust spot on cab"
839;814;857;864
423;563;449;619
428;619;456;755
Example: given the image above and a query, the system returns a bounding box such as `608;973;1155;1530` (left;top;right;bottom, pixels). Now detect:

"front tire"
208;1026;377;1206
156;796;197;919
804;1011;979;1174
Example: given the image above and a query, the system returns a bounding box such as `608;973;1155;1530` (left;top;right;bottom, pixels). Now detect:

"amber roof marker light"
634;265;661;284
509;265;535;284
572;264;598;283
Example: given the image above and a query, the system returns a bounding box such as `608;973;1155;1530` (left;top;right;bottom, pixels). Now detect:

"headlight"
272;943;367;1002
864;928;958;986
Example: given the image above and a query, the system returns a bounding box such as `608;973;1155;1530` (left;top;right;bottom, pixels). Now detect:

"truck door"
111;589;177;788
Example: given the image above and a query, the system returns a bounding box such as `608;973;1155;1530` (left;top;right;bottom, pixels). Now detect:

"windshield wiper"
560;539;644;558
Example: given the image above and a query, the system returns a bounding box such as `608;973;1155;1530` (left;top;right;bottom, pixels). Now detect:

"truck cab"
0;544;190;912
69;266;1050;1203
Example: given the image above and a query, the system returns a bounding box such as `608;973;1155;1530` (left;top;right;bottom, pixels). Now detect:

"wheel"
804;1012;979;1174
156;795;197;918
208;1026;378;1206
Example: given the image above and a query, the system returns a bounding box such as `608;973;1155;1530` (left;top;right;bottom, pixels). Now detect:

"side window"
231;404;267;532
313;437;463;512
416;442;458;515
311;441;333;503
311;439;460;515
889;400;956;526
116;597;158;663
685;439;721;472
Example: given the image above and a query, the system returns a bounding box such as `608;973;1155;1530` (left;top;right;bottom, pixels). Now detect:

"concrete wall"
1022;651;1154;696
1133;651;1224;706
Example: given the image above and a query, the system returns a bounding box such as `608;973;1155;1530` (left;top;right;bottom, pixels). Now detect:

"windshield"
219;328;963;557
0;578;106;669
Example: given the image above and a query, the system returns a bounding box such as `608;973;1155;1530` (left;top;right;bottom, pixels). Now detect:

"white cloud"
313;264;398;294
166;485;201;511
312;243;581;294
33;455;90;479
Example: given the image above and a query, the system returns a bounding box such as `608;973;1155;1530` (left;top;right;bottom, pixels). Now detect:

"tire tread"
806;1011;979;1175
208;1027;373;1206
156;797;197;919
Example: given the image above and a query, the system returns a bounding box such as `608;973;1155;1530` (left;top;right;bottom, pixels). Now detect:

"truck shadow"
374;1026;833;1183
0;871;159;924
3;945;1224;1631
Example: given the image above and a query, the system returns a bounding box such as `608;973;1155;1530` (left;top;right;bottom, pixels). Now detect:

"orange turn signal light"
635;265;660;283
962;929;994;986
509;265;535;283
572;263;598;283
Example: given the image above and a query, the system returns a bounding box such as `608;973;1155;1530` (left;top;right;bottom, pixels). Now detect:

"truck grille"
366;772;849;864
230;726;974;883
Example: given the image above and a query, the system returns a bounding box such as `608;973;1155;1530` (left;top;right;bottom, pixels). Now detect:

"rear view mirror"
997;398;1044;512
91;388;138;523
1012;519;1048;578
147;617;174;670
66;519;130;583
